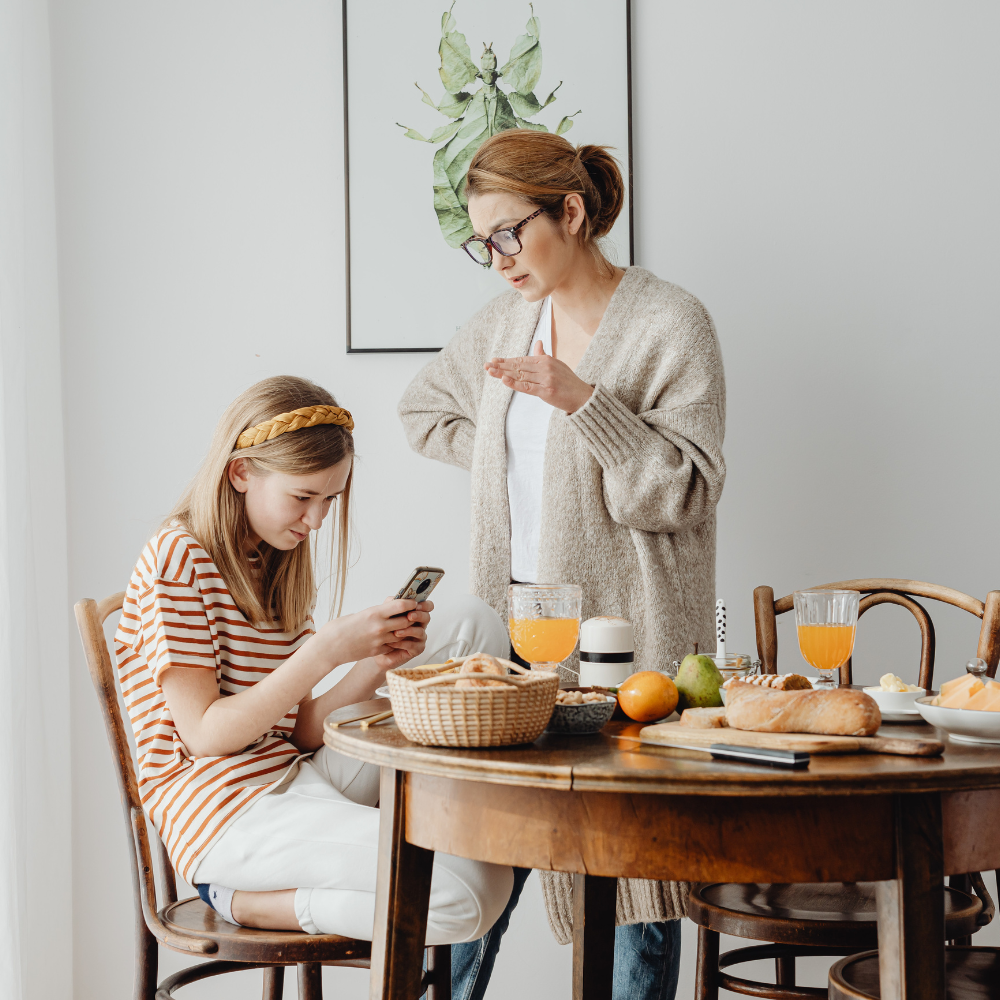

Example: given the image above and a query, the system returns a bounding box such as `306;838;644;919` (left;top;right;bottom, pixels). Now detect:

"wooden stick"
412;672;529;690
360;710;394;730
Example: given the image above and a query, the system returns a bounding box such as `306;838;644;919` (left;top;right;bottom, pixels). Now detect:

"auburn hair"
465;130;625;245
168;376;354;631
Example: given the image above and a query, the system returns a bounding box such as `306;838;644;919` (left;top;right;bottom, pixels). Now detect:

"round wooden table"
324;707;1000;1000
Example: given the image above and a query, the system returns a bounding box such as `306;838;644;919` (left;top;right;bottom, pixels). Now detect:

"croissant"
725;682;881;737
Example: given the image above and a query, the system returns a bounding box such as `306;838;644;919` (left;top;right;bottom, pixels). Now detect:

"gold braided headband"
236;404;354;450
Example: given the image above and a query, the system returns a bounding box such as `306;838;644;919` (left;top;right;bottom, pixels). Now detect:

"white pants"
193;594;514;944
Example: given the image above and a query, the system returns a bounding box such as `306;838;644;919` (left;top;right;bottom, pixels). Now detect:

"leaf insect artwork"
398;3;582;248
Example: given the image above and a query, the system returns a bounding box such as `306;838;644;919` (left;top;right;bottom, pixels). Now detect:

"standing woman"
398;130;725;998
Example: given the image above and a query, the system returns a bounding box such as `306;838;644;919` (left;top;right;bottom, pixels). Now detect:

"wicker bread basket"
387;657;559;747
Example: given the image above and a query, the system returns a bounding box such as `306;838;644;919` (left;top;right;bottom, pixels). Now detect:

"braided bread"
723;673;812;691
236;404;354;449
455;652;507;689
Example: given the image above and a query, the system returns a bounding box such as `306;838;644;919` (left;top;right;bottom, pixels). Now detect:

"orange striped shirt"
115;525;312;883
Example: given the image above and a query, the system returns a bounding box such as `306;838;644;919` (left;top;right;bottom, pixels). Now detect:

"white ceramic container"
579;616;634;688
862;686;927;722
915;696;1000;744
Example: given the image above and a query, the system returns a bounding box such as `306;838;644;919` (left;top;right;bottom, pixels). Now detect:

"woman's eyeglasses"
460;209;544;268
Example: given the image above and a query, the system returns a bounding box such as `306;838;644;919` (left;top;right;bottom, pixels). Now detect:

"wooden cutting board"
638;722;944;757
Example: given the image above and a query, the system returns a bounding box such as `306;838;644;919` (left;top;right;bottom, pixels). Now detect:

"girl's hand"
374;597;432;670
484;340;594;414
320;598;430;665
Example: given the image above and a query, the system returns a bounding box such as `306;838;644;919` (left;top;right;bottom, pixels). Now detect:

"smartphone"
394;566;445;603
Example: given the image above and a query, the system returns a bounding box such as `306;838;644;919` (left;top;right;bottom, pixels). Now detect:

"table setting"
324;582;1000;1000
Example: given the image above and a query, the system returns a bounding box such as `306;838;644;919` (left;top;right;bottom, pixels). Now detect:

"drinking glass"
508;584;582;672
794;590;860;688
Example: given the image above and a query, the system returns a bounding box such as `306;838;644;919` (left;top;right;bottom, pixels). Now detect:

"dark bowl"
545;691;617;735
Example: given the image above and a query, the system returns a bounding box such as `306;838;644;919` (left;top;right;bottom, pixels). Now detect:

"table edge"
324;722;1000;797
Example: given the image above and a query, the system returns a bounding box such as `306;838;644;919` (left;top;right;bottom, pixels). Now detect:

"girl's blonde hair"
168;376;354;631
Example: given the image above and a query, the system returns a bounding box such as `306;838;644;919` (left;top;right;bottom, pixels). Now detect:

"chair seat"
158;897;372;965
829;946;1000;1000
689;882;983;949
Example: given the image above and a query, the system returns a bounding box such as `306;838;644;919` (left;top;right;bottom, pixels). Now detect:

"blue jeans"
451;868;681;1000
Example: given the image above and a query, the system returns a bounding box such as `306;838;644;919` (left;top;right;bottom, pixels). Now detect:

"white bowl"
862;687;926;718
915;695;1000;744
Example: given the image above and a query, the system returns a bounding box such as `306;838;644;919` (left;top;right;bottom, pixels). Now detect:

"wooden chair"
689;579;1000;1000
829;946;1000;999
75;592;452;1000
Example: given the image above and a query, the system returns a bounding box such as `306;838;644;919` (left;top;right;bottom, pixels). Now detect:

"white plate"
375;684;390;699
879;709;925;724
915;696;1000;744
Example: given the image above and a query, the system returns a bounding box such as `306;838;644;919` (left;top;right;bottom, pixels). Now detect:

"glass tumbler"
508;584;582;672
793;589;860;688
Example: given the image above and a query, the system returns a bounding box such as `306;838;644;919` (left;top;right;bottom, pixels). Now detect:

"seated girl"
114;375;513;941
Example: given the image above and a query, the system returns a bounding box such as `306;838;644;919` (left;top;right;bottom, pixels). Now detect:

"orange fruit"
617;671;679;723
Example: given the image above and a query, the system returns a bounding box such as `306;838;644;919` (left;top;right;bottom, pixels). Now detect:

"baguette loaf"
725;683;881;736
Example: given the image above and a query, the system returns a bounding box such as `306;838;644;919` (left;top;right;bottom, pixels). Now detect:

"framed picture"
341;0;634;353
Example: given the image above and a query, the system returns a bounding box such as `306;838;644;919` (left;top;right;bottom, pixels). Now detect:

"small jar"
580;617;634;688
710;653;759;683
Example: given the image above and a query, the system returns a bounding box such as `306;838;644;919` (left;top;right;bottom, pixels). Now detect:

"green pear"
675;654;724;711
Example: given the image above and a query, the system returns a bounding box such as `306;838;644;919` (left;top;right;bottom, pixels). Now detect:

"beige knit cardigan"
398;266;726;943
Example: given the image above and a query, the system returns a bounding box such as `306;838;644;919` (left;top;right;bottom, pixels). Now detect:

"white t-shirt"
505;297;554;584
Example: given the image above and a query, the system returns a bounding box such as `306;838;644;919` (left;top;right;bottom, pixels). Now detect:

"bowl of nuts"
545;687;618;735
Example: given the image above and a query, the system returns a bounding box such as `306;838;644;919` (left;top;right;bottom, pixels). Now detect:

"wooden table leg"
875;792;945;1000
370;768;435;1000
572;873;616;1000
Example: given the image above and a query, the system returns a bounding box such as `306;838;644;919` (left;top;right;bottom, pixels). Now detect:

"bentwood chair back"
75;592;451;1000
753;578;1000;686
689;579;999;1000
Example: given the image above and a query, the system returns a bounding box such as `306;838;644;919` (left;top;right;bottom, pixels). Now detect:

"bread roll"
455;652;507;689
679;707;729;728
725;683;881;737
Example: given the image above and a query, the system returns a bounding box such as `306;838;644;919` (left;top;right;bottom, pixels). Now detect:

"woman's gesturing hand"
484;340;594;414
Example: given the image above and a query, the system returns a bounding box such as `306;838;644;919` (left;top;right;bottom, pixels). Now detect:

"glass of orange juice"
793;589;860;688
508;584;582;673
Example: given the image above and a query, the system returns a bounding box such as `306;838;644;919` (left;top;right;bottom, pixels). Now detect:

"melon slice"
965;680;1000;712
940;673;982;699
939;677;985;709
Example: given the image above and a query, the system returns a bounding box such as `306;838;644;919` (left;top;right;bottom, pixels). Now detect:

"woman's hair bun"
466;130;625;246
577;145;625;239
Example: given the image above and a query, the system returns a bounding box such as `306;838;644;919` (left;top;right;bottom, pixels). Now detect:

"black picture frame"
342;0;635;354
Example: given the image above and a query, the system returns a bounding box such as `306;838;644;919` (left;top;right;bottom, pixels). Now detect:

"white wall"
0;1;71;998
49;1;998;997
